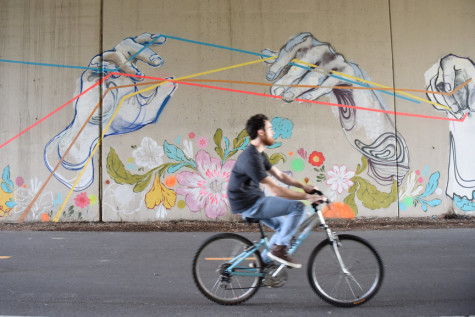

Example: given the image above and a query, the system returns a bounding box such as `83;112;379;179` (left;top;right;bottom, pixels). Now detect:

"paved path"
0;229;474;316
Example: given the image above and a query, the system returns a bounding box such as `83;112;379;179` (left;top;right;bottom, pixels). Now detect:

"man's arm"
262;166;325;202
269;166;319;192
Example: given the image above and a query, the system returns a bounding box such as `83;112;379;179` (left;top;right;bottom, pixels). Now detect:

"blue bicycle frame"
224;204;334;278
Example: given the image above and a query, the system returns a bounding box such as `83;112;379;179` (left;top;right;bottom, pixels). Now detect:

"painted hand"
262;33;409;186
425;55;475;203
425;54;475;119
45;33;177;190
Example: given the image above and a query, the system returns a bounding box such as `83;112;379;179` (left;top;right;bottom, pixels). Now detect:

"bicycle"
192;191;384;307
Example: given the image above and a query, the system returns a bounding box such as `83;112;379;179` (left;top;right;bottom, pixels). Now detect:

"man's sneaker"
267;244;302;269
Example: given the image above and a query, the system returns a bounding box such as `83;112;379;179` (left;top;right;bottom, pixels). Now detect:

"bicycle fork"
315;209;351;276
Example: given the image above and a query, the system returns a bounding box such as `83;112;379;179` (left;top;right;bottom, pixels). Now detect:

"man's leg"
241;196;306;267
259;216;283;263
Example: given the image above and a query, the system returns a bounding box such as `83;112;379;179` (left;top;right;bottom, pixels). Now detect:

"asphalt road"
0;229;474;317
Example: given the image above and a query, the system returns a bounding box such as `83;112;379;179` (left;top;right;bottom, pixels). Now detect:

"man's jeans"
240;196;306;263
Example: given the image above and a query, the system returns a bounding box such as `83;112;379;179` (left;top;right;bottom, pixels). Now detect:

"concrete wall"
0;0;474;223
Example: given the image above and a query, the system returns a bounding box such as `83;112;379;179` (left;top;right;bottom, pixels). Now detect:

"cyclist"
227;114;326;268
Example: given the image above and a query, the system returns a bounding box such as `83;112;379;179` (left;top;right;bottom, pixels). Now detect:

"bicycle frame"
225;203;345;278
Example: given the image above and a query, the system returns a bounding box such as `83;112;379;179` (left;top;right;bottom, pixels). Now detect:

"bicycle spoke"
307;234;384;307
193;233;263;305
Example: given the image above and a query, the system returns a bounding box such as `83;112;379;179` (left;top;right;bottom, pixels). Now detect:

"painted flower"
183;139;193;159
74;192;90;208
398;171;424;202
326;165;355;194
88;194;98;205
14;177;53;220
145;175;177;210
297;148;307;160
132;137;164;169
41;212;50;222
176;150;235;219
197;136;209;149
103;183;145;215
164;175;177;188
309;151;325;167
156;204;168;219
16;177;24;187
322;202;355;219
271;117;293;139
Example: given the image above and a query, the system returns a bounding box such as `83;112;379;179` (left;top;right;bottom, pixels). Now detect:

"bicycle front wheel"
192;233;264;305
307;234;384;307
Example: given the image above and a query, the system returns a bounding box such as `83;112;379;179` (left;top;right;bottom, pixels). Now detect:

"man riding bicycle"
227;114;326;268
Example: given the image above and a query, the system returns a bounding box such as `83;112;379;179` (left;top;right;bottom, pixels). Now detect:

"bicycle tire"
307;234;384;307
192;233;264;305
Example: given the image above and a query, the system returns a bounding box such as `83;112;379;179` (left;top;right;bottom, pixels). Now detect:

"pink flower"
326;165;355;194
197;136;209;148
176;150;235;219
297;148;307;160
189;132;196;139
74;192;90;208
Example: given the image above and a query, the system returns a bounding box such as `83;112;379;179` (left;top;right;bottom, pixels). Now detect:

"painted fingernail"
444;82;452;92
273;87;284;96
134;71;144;80
267;71;276;81
283;92;295;102
150;56;163;66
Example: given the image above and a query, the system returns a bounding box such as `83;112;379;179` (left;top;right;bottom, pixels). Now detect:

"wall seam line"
98;0;104;223
388;0;401;218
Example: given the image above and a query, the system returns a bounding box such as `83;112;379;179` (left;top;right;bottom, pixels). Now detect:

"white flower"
132;137;164;169
183;139;193;159
399;172;423;200
103;183;145;215
156;204;168;219
14;177;54;220
326;165;355;194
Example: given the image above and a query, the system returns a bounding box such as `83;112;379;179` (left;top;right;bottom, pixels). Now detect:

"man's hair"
246;114;269;140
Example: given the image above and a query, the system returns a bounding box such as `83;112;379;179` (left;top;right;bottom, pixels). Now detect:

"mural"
1;30;473;221
44;34;177;191
104;121;291;219
262;33;413;215
262;33;410;186
425;55;475;212
0;165;93;221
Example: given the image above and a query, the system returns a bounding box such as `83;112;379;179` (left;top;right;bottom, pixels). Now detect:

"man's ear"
257;129;265;137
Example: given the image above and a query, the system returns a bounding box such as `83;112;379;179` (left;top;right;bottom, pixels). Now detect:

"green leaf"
343;182;359;216
106;147;149;184
213;129;224;161
267;153;286;165
133;173;153;193
355;176;398;209
233;129;249;148
355;156;368;175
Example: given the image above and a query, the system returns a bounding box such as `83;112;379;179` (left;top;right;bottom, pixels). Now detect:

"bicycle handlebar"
308;189;331;208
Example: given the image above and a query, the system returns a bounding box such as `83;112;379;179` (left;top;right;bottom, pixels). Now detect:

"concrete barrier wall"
0;0;474;223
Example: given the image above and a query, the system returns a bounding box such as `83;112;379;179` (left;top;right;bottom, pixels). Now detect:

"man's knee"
291;201;305;215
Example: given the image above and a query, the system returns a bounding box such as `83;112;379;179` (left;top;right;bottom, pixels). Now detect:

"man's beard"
262;134;274;146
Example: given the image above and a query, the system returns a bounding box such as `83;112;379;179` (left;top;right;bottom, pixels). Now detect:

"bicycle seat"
243;217;260;224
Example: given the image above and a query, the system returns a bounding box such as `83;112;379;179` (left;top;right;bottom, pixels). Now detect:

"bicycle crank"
262;265;288;288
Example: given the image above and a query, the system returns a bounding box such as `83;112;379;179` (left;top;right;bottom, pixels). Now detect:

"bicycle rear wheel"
192;233;264;305
307;234;384;307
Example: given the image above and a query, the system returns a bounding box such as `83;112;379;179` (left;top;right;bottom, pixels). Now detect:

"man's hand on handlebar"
303;185;328;204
